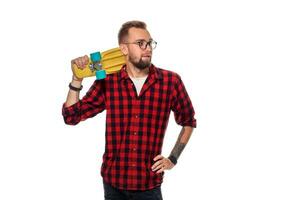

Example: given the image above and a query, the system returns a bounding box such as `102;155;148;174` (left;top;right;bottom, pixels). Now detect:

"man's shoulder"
90;72;117;88
102;72;120;82
154;66;181;82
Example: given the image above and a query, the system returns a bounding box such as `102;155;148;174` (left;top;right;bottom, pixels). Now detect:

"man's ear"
119;44;128;56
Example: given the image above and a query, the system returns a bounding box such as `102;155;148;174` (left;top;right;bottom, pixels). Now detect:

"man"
62;20;196;200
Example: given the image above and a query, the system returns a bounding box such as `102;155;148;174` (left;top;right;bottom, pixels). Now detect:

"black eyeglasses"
123;39;157;50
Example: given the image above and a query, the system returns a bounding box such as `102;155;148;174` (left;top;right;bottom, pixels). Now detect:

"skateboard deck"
72;47;126;79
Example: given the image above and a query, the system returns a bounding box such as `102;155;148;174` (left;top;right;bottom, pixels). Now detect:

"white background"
0;0;299;199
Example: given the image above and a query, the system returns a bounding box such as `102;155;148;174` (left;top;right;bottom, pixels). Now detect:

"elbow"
63;116;80;126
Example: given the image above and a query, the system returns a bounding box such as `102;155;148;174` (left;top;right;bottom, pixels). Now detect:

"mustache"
142;54;152;57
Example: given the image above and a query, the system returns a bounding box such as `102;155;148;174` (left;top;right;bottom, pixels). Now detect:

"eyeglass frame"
123;39;157;50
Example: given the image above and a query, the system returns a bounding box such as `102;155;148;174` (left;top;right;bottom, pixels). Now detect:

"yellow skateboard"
72;47;126;79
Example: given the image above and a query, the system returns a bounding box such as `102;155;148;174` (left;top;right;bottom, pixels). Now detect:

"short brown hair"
118;20;147;44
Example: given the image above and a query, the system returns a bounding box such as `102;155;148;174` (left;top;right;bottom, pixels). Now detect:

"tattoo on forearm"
170;128;187;160
171;142;186;160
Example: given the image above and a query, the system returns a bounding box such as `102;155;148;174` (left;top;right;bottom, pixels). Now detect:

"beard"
129;55;151;70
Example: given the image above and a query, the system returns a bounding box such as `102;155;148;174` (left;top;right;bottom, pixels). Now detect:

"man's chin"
129;56;151;70
135;63;150;70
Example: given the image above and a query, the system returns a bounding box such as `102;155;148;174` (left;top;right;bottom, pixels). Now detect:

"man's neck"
126;62;149;78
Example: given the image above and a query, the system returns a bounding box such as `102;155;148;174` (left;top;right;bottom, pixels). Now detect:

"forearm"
168;126;194;164
65;78;82;107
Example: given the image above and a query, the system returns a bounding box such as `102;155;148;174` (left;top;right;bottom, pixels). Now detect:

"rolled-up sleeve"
62;80;106;125
171;74;197;128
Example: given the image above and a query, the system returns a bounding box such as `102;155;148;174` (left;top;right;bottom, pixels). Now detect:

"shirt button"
133;148;136;151
132;163;136;167
134;132;137;135
135;115;138;118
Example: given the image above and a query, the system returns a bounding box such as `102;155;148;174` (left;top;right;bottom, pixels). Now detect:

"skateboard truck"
90;52;106;80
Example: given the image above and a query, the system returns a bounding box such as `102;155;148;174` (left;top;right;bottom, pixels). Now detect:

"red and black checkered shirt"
62;64;196;190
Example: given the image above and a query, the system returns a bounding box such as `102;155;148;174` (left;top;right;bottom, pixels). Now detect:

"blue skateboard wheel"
96;70;106;80
90;52;102;62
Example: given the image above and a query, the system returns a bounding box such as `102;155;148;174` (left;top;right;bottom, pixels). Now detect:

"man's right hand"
71;55;89;82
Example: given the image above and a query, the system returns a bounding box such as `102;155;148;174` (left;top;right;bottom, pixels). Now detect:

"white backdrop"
0;0;299;199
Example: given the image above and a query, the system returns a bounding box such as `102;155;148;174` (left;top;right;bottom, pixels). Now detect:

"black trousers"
103;180;163;200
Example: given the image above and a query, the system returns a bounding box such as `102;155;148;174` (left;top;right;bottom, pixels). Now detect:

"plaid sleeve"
171;74;197;128
62;80;106;125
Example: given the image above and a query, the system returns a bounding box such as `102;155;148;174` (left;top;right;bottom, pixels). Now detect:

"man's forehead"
128;28;151;40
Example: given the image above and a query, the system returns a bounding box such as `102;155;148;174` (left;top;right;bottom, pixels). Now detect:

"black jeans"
103;180;163;200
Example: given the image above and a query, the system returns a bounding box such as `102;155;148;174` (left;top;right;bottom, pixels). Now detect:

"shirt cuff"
62;102;80;116
179;119;197;128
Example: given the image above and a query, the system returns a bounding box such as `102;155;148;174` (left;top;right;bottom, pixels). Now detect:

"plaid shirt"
62;64;196;190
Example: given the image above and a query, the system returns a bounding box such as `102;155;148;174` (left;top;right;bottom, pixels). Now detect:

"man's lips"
142;55;152;58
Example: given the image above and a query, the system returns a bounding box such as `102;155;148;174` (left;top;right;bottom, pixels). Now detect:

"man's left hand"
151;155;175;173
